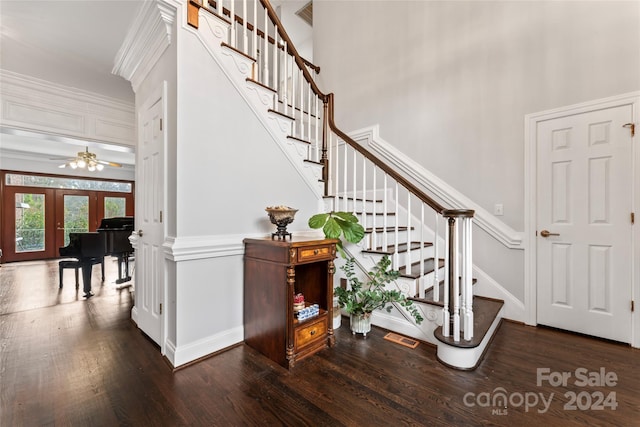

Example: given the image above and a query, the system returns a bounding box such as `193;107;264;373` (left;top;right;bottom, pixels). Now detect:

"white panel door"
135;96;165;345
537;105;633;343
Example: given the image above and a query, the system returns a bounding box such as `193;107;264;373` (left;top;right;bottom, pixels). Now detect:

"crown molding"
112;0;178;93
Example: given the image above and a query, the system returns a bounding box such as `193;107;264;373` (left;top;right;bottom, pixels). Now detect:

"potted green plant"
309;211;423;336
308;211;365;258
336;255;424;337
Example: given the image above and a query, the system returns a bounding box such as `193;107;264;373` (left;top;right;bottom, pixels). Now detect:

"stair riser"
363;230;415;249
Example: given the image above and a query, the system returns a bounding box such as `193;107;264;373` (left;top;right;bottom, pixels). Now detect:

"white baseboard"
166;326;244;368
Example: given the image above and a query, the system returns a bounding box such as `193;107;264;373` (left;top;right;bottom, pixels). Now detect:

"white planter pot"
350;313;372;338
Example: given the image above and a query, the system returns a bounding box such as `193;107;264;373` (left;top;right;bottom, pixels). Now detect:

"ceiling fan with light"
52;147;122;171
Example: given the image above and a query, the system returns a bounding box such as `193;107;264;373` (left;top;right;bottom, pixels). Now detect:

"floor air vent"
384;333;419;349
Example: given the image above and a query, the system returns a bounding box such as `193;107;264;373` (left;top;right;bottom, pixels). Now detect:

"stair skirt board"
436;309;504;370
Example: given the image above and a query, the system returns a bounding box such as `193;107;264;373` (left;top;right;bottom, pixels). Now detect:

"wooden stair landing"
433;296;503;349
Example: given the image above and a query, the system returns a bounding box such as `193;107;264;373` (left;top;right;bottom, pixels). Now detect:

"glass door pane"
15;193;45;253
63;195;89;246
104;197;126;218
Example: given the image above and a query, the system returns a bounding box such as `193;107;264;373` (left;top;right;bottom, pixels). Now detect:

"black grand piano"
59;217;134;294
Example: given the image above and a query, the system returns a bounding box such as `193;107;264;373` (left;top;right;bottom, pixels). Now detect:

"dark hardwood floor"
1;260;639;426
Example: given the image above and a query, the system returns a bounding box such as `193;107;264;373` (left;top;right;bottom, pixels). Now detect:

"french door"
1;173;134;263
5;187;57;261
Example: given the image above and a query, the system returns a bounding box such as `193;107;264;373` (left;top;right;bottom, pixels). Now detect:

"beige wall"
313;0;640;303
313;0;640;231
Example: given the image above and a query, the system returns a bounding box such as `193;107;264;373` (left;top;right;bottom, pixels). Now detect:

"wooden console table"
243;236;338;369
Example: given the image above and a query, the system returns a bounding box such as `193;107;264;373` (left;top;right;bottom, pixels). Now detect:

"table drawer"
297;245;332;263
295;317;327;349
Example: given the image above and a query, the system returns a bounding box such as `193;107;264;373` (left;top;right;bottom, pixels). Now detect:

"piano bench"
59;260;81;289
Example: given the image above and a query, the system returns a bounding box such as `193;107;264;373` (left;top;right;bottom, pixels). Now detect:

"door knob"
137;229;143;237
540;229;560;238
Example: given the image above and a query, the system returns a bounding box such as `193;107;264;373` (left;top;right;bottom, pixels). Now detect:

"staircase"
186;0;503;370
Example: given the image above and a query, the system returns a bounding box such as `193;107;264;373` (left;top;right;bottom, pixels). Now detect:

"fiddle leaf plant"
335;255;423;324
308;211;365;257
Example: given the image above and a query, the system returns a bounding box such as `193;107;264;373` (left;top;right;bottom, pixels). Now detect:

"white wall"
142;5;324;366
176;24;322;238
313;0;640;305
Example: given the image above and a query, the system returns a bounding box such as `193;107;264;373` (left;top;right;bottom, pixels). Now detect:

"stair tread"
398;258;444;279
362;241;433;255
357;211;396;216
365;226;412;234
268;109;295;121
323;195;383;203
433;296;503;349
287;135;311;145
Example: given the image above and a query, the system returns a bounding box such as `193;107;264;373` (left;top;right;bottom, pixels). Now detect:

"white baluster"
252;0;257;59
383;174;388;250
371;166;377;251
419;204;425;298
342;142;348;212
242;0;247;53
433;212;440;302
230;0;236;46
307;83;312;147
362;156;367;238
299;69;304;141
352;148;357;215
405;192;411;275
315;94;319;162
464;217;474;341
394;182;399;267
263;8;269;86
273;29;278;109
291;57;296;136
443;218;450;337
282;42;288;116
336;132;340;211
453;218;460;342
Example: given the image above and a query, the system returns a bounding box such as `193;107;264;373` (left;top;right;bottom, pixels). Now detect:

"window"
104;197;127;218
15;193;45;253
6;173;132;193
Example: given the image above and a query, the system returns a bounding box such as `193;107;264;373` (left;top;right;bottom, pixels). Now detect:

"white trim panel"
163;230;325;262
0;70;135;146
